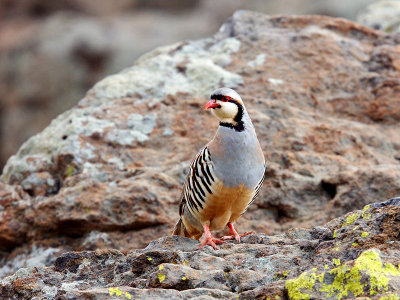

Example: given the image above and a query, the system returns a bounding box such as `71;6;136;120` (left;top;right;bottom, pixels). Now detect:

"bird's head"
205;87;245;130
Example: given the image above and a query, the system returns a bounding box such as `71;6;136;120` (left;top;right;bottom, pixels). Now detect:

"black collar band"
230;100;243;123
220;121;245;132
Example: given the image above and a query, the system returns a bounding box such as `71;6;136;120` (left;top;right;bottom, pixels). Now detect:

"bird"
173;87;265;250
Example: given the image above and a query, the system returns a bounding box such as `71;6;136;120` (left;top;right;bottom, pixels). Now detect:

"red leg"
221;223;254;242
196;225;225;250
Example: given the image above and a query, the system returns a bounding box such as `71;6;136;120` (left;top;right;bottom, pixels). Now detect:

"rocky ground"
1;198;399;299
0;10;400;299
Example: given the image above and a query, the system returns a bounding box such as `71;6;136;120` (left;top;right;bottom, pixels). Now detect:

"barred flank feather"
180;147;216;220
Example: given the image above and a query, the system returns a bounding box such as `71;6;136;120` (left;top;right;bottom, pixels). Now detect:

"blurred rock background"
0;0;382;172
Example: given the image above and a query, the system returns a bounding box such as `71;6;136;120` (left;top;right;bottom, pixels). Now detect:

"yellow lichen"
318;273;325;283
285;271;317;300
158;273;165;283
275;270;290;279
158;263;166;283
320;263;362;299
355;250;400;295
361;232;369;238
333;259;341;266
108;287;132;299
285;250;400;299
182;276;187;280
340;206;372;229
342;213;359;227
352;243;359;247
333;230;338;238
361;205;372;220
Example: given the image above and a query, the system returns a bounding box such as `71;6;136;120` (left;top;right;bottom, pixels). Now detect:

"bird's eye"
222;96;230;102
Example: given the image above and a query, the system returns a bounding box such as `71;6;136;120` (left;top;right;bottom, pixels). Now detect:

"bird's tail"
172;218;188;237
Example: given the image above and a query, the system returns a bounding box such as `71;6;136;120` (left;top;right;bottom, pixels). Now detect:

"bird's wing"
242;167;265;214
178;146;216;217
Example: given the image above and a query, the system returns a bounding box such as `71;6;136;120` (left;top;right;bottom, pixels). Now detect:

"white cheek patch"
212;102;238;123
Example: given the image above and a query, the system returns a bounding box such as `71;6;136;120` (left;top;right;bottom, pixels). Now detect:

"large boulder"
0;0;378;171
0;10;399;297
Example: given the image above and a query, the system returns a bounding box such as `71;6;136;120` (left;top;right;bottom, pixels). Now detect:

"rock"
357;0;400;33
0;6;218;171
0;0;379;171
0;198;399;299
0;183;31;249
0;10;400;287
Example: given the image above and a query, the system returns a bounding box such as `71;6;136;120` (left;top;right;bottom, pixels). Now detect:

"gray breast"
211;125;265;189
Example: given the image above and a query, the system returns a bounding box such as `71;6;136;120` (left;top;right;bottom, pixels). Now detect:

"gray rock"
1;200;399;299
0;11;400;299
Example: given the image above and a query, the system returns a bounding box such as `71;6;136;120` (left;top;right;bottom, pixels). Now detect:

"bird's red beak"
205;100;220;109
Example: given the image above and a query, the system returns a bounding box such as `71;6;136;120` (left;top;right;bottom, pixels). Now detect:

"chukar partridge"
173;87;265;249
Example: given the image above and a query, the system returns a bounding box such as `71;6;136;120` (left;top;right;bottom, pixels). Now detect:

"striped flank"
180;147;216;217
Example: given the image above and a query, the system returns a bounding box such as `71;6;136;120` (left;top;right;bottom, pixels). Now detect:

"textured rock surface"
0;0;377;171
0;10;400;297
0;198;399;299
357;0;400;33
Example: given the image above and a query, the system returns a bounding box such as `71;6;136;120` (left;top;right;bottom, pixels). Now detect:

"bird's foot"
221;231;254;242
221;223;254;243
197;224;225;250
196;236;225;250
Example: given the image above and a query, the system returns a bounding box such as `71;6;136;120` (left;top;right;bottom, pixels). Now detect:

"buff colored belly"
198;181;253;232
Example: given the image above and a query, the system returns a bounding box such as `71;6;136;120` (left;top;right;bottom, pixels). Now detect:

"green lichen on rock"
340;205;373;229
362;205;372;220
333;258;341;266
319;262;363;299
342;213;359;227
285;271;321;300
285;250;400;299
108;287;132;299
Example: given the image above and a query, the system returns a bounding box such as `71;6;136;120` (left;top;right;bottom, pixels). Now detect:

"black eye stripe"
210;94;235;102
210;94;224;100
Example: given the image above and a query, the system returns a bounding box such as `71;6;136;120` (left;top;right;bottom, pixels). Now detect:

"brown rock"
0;0;379;172
0;183;30;249
0;11;400;287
